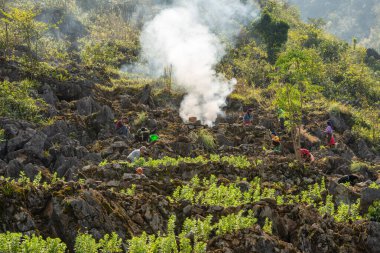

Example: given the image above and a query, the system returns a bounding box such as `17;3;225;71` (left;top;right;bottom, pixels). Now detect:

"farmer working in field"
271;131;281;153
324;121;336;147
127;146;147;163
115;117;129;136
299;148;315;163
243;108;254;126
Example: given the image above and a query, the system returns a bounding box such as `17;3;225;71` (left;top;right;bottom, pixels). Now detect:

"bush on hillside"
0;80;45;122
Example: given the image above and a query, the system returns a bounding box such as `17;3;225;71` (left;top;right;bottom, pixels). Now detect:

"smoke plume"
139;0;257;126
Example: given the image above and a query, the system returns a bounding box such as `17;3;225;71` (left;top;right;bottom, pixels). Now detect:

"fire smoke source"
140;0;257;126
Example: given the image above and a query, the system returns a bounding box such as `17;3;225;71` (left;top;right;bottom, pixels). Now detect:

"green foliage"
99;159;109;167
79;40;123;68
122;155;252;171
0;128;5;142
173;175;279;208
0;232;22;253
99;232;123;253
0;232;66;253
32;171;42;187
218;42;272;87
318;194;335;216
127;211;256;253
367;201;380;222
128;232;149;253
120;184;137;196
255;10;290;64
133;112;148;127
262;218;273;235
350;161;370;173
0;80;45;122
272;47;323;159
369;182;380;190
0;6;48;64
74;233;100;253
334;200;362;222
74;232;123;253
198;129;216;151
215;211;257;235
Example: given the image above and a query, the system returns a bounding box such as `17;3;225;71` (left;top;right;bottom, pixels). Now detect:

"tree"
272;47;323;160
256;10;290;64
0;6;47;66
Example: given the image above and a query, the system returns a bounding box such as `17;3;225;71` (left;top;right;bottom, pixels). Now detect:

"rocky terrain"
0;0;379;252
0;57;379;252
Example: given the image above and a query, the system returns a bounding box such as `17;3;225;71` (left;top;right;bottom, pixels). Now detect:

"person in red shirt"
324;121;336;147
299;148;315;163
115;118;129;136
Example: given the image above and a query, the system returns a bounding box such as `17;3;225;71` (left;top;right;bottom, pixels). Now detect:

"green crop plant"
99;232;123;253
0;232;66;253
74;233;100;253
0;232;22;252
99;159;109;167
193;242;207;253
221;156;251;169
367;201;380;222
19;235;66;253
263;218;273;235
179;233;192;253
173;175;284;208
121;184;137;196
182;215;213;242
128;232;149;253
120;155;252;171
32;171;42;187
215;210;257;235
318;194;335;216
369;182;380;189
334;200;362;222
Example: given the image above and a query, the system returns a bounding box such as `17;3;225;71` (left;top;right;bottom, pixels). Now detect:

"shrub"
367;201;380;222
369;182;380;189
0;80;45;122
99;232;123;253
74;233;99;253
262;218;273;235
350;161;370;172
198;129;216;150
0;232;22;253
133;112;148;126
0;233;66;253
215;211;257;235
334;200;362;222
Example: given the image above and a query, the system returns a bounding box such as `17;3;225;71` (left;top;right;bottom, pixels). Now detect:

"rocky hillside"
0;0;379;253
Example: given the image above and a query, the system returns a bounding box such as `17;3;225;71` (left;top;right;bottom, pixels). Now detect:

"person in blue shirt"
243;108;253;126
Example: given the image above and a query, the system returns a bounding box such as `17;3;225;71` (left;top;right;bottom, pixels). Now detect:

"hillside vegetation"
0;0;379;252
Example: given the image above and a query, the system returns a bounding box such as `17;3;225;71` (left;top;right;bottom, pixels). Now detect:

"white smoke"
139;0;257;126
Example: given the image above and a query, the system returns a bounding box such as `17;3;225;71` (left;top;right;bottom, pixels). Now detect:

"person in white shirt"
127;146;147;162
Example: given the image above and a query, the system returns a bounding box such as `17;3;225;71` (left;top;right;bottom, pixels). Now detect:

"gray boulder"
360;188;380;213
356;139;375;160
23;131;47;155
76;96;101;116
41;84;58;106
6;159;23;178
365;222;380;253
7;128;36;153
